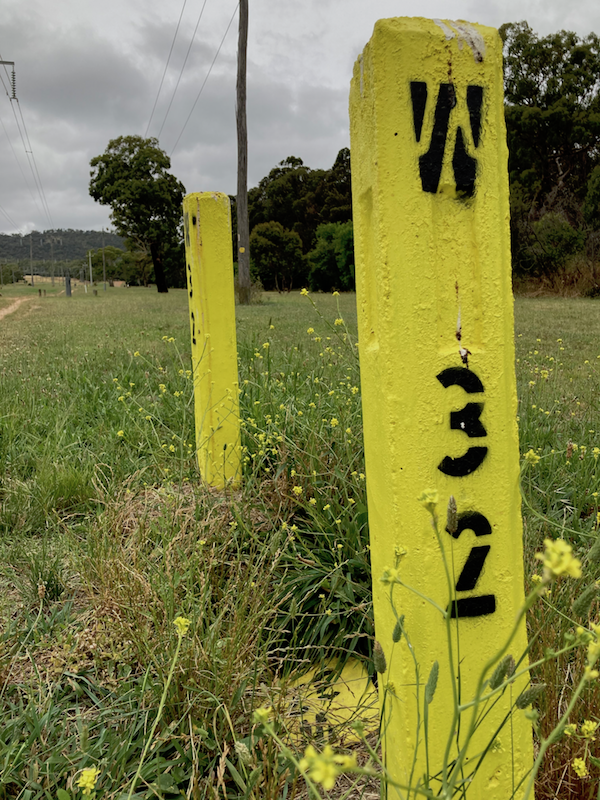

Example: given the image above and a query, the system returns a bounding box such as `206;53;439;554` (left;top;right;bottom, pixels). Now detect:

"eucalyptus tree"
89;136;185;293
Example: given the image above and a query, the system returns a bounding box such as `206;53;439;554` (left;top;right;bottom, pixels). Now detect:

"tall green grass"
0;287;599;798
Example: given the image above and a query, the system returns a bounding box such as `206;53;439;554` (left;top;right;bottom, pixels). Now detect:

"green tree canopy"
249;221;305;291
501;22;600;283
90;245;126;281
89;136;185;293
308;221;354;292
248;148;352;255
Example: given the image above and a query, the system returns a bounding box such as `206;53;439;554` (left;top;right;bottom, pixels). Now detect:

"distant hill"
0;229;125;263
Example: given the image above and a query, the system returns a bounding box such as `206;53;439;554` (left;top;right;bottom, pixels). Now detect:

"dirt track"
0;298;31;321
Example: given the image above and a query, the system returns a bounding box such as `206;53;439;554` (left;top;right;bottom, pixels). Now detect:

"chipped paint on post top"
349;16;532;796
183;192;241;488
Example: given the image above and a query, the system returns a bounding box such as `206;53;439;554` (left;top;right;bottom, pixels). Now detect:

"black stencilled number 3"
437;367;487;476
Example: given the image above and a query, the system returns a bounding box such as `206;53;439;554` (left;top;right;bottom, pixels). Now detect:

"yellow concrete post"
350;17;532;796
183;192;241;488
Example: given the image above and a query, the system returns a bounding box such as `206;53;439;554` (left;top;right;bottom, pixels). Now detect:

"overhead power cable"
12;98;54;228
156;0;210;139
170;1;239;157
144;0;188;138
0;57;53;228
0;200;19;230
0;107;44;224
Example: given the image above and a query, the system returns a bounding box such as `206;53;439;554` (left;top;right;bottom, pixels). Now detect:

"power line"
144;0;188;138
13;98;54;227
156;0;210;139
0;58;53;228
170;2;239;156
0;106;44;223
0;200;18;230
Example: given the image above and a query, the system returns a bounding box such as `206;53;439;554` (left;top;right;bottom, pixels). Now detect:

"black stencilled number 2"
437;367;487;476
446;511;495;618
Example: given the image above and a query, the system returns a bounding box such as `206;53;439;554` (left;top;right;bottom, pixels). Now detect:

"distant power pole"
102;227;106;291
46;234;61;286
29;232;34;286
236;0;250;305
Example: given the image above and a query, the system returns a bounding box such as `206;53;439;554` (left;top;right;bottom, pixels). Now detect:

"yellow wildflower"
535;538;582;580
76;767;100;796
572;757;588;778
418;489;439;514
252;706;272;724
588;639;600;662
300;288;309;296
299;744;356;792
584;666;599;681
524;449;541;465
380;566;401;585
564;723;578;736
581;720;598;739
173;616;191;637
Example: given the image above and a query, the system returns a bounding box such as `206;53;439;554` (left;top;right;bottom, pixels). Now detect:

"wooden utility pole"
236;0;250;305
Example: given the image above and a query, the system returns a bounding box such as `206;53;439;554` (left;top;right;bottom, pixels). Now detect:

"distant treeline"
7;18;600;297
0;229;124;263
501;22;600;294
241;23;600;295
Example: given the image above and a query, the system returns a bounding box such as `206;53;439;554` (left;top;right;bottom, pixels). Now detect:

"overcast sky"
1;0;599;235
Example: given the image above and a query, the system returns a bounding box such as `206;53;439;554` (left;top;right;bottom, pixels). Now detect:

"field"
1;284;600;799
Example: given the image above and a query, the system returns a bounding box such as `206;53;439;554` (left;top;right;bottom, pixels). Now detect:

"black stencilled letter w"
410;82;483;197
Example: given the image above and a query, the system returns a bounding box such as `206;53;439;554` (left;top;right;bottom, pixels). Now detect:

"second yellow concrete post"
183;192;241;488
